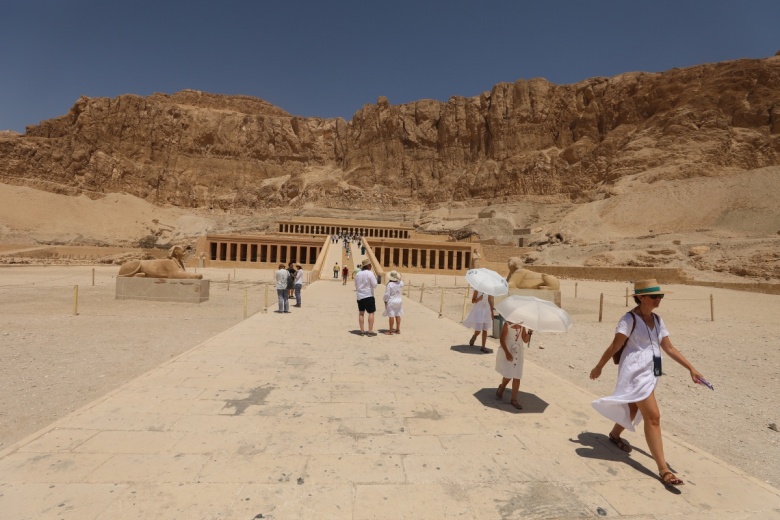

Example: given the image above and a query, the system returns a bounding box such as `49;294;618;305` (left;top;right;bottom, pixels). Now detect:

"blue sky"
1;0;778;132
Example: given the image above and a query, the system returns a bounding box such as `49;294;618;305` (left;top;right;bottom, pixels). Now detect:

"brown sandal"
496;384;507;400
660;470;684;486
609;434;633;453
510;399;522;410
469;335;476;347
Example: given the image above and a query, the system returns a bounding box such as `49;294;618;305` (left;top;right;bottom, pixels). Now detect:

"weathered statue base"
116;277;210;303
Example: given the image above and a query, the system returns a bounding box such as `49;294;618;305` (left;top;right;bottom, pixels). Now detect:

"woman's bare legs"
497;377;510;399
509;378;521;408
609;403;638;439
480;330;488;348
634;392;674;477
394;316;401;333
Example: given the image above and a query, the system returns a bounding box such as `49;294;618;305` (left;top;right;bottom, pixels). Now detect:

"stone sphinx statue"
118;245;203;279
506;256;560;290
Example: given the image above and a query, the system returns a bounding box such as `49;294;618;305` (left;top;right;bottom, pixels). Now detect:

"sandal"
660;470;684;486
469;335;476;347
510;399;523;410
394;329;400;334
480;347;492;354
608;434;632;453
496;384;507;400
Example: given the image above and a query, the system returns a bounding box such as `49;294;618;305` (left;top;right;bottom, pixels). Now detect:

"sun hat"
631;279;670;296
388;270;401;282
360;258;372;268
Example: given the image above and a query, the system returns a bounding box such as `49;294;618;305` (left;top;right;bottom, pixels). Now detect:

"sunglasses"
645;294;664;300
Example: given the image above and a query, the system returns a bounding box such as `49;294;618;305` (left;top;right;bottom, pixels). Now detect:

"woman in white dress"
496;320;532;409
382;270;404;334
589;279;705;487
463;290;494;353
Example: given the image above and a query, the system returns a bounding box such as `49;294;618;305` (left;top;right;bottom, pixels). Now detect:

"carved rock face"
2;57;780;210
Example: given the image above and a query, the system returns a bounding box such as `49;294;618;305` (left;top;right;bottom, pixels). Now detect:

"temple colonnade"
277;219;412;239
197;234;324;267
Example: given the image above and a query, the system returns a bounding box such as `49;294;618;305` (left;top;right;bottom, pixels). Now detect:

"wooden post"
710;294;714;322
234;268;236;280
434;275;437;286
73;285;79;316
575;282;578;298
244;289;248;319
625;286;629;307
438;288;444;318
461;287;470;322
420;283;425;303
227;274;230;291
92;268;95;286
599;293;604;323
264;284;269;313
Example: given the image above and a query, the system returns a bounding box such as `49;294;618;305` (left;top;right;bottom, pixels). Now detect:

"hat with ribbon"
387;270;401;282
631;279;670;296
360;258;372;268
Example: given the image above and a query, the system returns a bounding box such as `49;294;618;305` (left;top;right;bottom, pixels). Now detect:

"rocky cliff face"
2;57;779;209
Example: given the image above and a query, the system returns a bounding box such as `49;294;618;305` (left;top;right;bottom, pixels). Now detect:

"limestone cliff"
1;57;779;209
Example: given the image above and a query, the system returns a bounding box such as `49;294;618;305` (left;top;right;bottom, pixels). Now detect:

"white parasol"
495;295;573;333
464;268;509;297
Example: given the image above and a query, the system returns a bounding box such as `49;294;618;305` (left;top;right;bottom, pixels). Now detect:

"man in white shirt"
354;258;378;336
275;264;291;313
293;264;304;307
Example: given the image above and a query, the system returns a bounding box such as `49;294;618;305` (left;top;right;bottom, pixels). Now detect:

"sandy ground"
0;266;276;451
1;265;778;490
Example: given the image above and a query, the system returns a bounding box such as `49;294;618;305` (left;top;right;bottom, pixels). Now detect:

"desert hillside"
1;57;779;211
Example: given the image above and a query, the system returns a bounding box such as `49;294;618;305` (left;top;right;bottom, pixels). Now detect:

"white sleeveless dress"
462;291;492;331
495;325;526;379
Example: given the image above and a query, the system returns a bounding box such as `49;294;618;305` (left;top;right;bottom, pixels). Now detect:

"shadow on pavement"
473;388;549;414
569;431;682;495
450;345;493;355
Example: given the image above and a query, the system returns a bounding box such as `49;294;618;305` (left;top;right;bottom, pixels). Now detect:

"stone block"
115;277;210;303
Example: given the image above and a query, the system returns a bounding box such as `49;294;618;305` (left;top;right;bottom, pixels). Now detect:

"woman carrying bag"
589;280;706;487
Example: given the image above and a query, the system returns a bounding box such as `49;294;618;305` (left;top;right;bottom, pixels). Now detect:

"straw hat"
631;279;670;296
387;270;401;282
360;258;372;268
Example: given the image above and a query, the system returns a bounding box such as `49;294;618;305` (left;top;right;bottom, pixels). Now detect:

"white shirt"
354;269;378;300
275;269;290;290
294;269;304;284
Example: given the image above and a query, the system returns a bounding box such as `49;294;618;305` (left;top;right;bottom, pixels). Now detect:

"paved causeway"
1;277;779;519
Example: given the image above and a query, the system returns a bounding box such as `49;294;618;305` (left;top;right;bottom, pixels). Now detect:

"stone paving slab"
1;278;779;519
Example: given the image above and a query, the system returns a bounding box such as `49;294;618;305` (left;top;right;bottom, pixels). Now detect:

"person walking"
495;320;532;409
589;279;705;487
274;264;291;313
463;290;494;353
293;264;304;307
354;258;378;336
382;270;404;334
342;265;349;285
333;263;339;279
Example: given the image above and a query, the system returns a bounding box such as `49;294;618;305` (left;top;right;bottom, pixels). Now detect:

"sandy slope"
1;167;779;282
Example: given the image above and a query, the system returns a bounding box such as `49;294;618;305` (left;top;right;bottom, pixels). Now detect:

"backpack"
286;271;295;290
